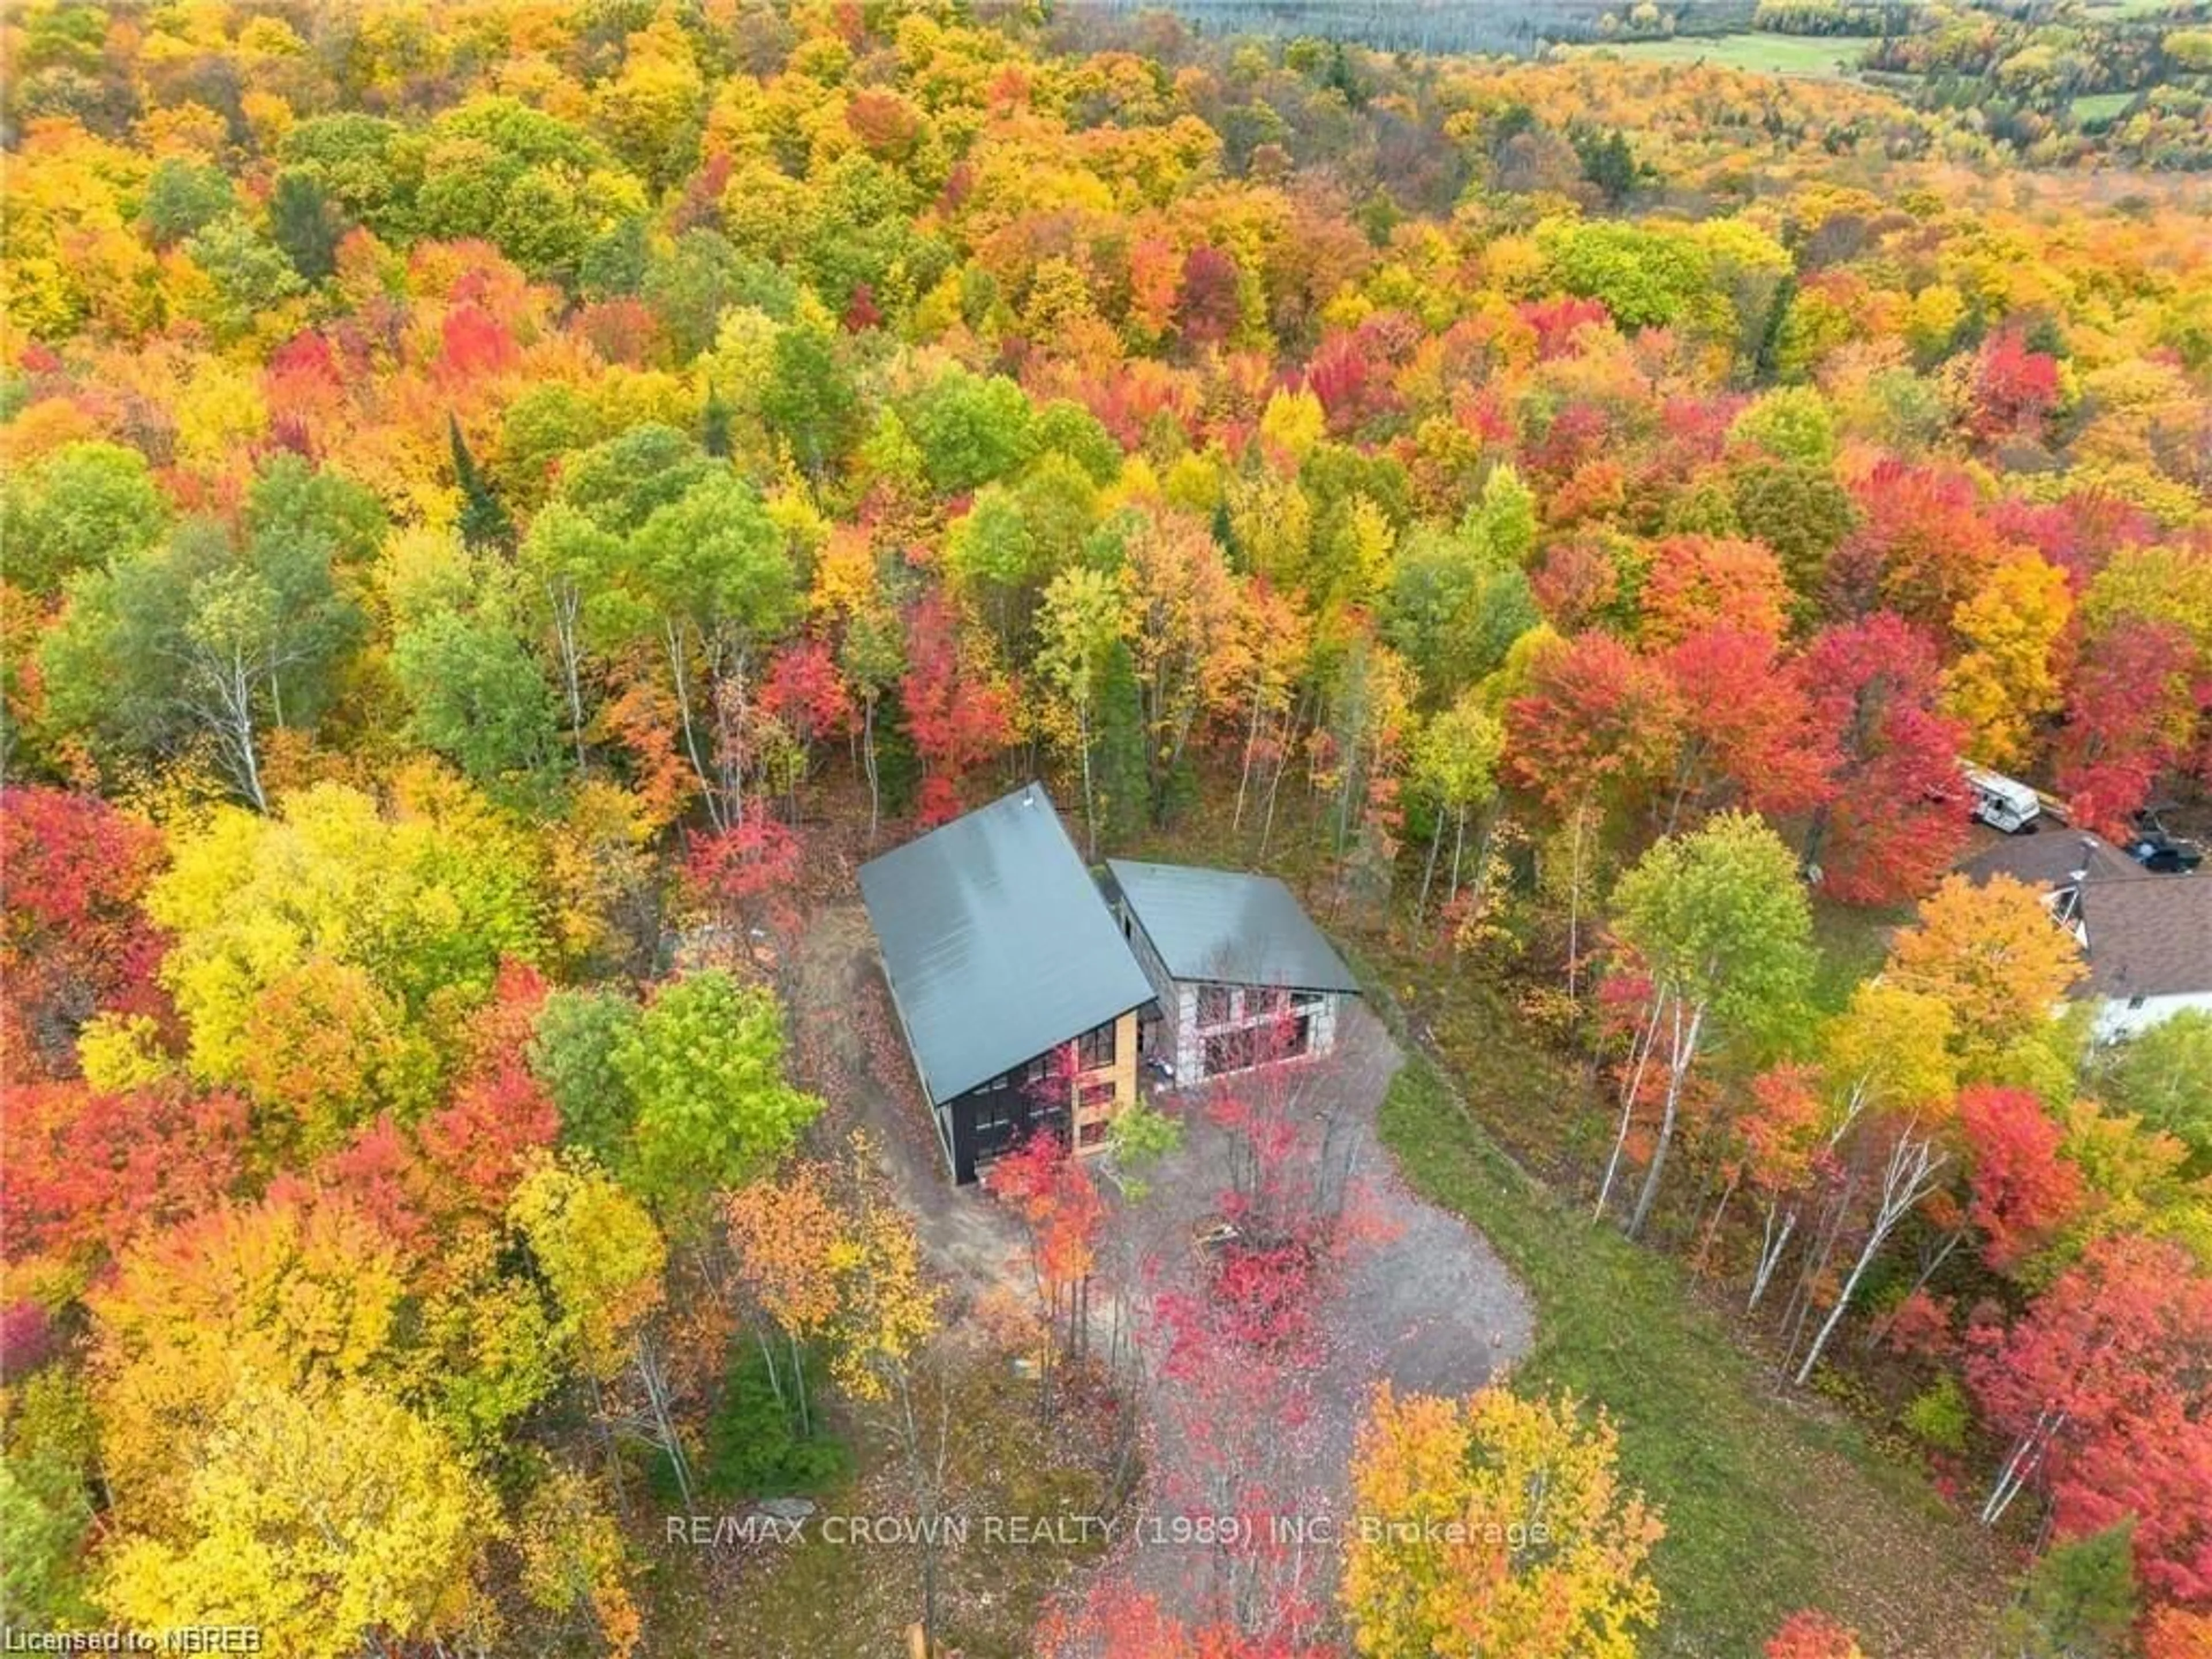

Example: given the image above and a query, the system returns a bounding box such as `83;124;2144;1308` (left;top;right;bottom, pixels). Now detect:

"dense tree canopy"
2;1;2208;1652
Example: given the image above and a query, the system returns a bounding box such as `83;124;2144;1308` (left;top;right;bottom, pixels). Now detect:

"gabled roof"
2081;876;2212;1001
859;783;1152;1104
1107;859;1361;995
1958;829;2134;892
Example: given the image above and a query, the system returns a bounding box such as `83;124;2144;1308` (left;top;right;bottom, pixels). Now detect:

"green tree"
1538;218;1710;330
1600;812;1816;1238
1412;693;1507;921
517;502;626;769
2091;1009;2212;1169
903;369;1036;497
626;471;800;828
138;158;236;249
1999;1521;2139;1659
278;114;426;241
181;215;305;343
1729;387;1838;467
1730;460;1858;610
760;315;861;487
391;608;559;788
267;170;344;283
0;1373;97;1625
2;441;169;596
528;987;642;1162
609;971;823;1213
41;514;364;810
448;414;515;553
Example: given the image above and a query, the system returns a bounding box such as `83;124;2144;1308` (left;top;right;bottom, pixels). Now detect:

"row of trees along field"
3;0;2209;1654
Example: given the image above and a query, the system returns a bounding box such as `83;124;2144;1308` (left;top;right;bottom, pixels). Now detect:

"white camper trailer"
1961;763;2042;835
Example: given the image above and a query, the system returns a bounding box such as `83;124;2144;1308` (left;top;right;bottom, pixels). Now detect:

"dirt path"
789;903;1028;1293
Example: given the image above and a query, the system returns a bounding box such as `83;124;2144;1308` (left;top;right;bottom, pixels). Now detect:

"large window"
971;1091;1016;1137
1203;1014;1312;1078
1196;984;1234;1025
1076;1019;1117;1070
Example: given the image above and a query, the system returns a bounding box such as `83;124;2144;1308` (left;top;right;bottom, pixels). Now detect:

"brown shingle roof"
2080;876;2212;1001
1958;830;2134;891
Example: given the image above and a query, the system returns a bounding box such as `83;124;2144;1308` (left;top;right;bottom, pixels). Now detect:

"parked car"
2127;807;2205;873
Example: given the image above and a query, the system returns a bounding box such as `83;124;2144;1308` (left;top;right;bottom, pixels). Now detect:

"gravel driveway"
791;904;1535;1638
1083;1002;1534;1634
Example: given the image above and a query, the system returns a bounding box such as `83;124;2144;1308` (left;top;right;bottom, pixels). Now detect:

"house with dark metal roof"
858;783;1153;1183
1105;858;1361;1084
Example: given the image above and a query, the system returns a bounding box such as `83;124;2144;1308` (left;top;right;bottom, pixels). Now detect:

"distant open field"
1573;31;1883;79
2070;89;2139;121
2083;0;2192;17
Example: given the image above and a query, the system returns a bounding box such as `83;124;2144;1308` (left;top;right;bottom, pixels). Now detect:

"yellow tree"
826;1143;940;1405
508;1156;688;1502
1886;874;2087;1080
517;1464;641;1659
1123;503;1241;822
1034;563;1133;859
821;1142;949;1644
100;1378;496;1659
88;1196;405;1527
1343;1382;1664;1659
725;1157;845;1431
1944;553;2073;770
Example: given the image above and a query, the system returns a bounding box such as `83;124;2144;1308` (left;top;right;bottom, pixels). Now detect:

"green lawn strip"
1574;32;1885;80
2069;90;2137;121
1366;984;2001;1655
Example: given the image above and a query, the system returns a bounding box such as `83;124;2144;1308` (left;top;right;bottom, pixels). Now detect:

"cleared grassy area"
1367;982;2006;1658
1809;895;1911;1015
2083;0;2187;17
2070;90;2138;122
1575;31;1884;79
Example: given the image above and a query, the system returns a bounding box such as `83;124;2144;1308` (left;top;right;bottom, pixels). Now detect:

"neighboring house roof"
1107;859;1362;995
1958;829;2135;891
2080;876;2212;1002
858;783;1152;1105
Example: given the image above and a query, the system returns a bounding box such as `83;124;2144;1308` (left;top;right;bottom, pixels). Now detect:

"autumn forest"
2;2;2210;1657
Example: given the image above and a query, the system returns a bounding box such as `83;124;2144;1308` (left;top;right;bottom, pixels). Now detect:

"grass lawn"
1369;994;2008;1658
2069;90;2138;122
1575;31;1884;80
1809;894;1911;1015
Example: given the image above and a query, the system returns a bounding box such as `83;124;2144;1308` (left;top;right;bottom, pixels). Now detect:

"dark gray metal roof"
859;783;1152;1104
1107;859;1361;994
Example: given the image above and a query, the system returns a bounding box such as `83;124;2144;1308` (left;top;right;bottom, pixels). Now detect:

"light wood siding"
1070;1008;1138;1153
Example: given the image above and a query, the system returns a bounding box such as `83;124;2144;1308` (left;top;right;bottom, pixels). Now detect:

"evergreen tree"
1999;1522;2139;1659
702;382;734;460
449;414;516;554
1096;640;1149;845
268;171;343;284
